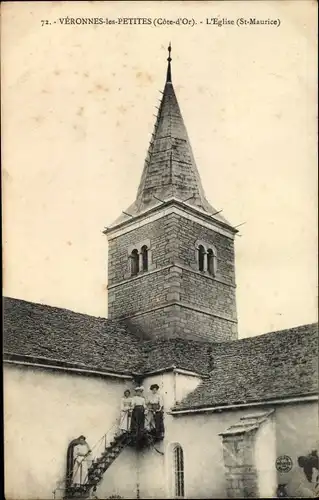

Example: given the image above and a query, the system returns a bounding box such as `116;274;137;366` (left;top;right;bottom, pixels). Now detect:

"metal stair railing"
53;412;165;499
86;433;130;489
52;422;121;499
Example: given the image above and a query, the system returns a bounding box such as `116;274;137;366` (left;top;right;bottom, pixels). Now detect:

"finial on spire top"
166;42;172;83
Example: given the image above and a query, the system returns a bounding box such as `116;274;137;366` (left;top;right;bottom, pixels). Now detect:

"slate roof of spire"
3;297;318;408
109;45;232;229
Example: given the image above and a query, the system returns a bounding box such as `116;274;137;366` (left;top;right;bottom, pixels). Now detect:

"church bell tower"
104;45;238;342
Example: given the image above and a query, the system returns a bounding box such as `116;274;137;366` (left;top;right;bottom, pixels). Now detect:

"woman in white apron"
119;389;132;433
72;435;91;487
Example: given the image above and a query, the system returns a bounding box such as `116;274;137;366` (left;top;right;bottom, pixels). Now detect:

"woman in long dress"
66;436;82;491
130;387;146;440
71;435;91;487
147;384;165;440
119;389;132;433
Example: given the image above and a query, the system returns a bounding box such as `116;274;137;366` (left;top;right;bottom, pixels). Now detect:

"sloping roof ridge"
257;322;318;336
215;322;318;347
3;296;115;328
3;351;133;376
3;296;142;343
219;409;275;436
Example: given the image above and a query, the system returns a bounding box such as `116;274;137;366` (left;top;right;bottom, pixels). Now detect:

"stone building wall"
222;433;259;498
126;303;237;341
4;364;137;500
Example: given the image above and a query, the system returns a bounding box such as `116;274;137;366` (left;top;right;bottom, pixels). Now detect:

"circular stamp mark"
276;455;293;473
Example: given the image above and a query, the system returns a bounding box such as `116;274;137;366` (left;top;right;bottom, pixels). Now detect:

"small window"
207;248;217;276
130;249;139;276
141;245;148;272
198;245;205;272
174;444;185;498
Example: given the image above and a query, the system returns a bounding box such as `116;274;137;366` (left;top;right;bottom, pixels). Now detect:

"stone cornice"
3;352;133;379
117;300;237;324
170;395;319;415
104;199;237;241
107;263;236;290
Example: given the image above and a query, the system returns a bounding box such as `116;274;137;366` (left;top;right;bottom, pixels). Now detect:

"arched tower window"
198;245;205;272
141;245;148;272
130;249;139;276
174;444;185;498
126;239;153;280
207;247;217;276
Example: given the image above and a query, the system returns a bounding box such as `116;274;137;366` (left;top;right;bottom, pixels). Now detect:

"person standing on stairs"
147;384;165;440
119;389;132;434
71;435;92;488
130;386;146;440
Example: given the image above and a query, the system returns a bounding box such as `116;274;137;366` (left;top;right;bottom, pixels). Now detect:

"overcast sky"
2;1;317;338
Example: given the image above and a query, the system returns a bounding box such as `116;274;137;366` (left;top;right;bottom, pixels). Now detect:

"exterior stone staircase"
62;428;163;499
65;433;130;499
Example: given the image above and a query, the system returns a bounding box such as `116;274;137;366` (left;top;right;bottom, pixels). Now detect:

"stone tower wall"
107;211;237;341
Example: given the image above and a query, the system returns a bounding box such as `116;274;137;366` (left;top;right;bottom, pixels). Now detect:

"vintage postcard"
2;1;318;499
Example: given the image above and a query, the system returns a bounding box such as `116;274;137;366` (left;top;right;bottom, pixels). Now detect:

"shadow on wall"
298;450;319;484
122;318;152;341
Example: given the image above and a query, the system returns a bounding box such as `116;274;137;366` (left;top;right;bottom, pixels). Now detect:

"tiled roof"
140;337;214;375
3;297;141;375
3;297;214;376
4;297;318;408
108;61;233;230
173;323;318;410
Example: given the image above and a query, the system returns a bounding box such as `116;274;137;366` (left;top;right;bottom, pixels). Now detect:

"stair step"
83;433;129;490
104;446;120;453
102;454;114;460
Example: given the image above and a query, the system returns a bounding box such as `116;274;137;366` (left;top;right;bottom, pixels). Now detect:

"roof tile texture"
4;297;318;407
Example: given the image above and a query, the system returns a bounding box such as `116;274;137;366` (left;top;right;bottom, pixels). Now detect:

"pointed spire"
166;42;172;83
109;46;233;230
